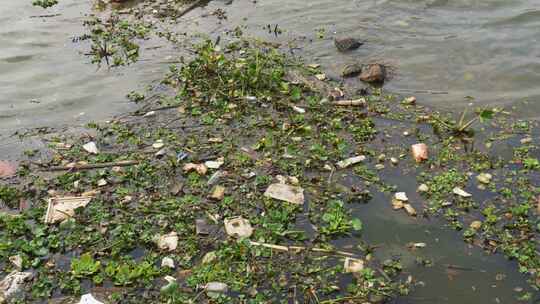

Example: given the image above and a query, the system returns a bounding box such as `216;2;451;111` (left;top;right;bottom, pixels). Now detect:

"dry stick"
249;241;356;257
134;104;181;116
332;99;366;106
43;160;139;172
396;89;449;95
30;14;61;18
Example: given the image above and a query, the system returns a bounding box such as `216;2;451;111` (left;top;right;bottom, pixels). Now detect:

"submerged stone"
334;37;363;52
359;64;386;83
341;63;363;77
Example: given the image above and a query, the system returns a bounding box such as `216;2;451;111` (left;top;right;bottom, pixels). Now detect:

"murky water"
357;163;537;303
2;0;540;134
199;0;540;115
0;0;171;134
1;0;539;301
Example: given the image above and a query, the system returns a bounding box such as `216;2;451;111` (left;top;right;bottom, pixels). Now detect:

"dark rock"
334;37;363;52
341;63;363;77
359;64;386;83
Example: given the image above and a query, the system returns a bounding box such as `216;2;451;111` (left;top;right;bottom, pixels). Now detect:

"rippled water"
0;0;170;134
1;0;540;133
205;0;540;114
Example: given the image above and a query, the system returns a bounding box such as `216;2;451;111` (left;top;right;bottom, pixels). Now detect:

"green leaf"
32;0;58;8
479;109;494;121
71;253;100;277
290;86;302;101
322;213;333;223
351;218;363;231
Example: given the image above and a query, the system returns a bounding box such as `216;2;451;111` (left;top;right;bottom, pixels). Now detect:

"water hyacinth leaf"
290;86;302;101
479;109;494;122
71;253;101;277
32;0;58;8
351;218;363;231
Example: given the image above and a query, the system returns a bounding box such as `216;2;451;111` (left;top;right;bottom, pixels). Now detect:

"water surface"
0;1;538;301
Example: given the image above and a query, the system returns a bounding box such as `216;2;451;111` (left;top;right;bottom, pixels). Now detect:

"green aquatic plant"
522;157;539;170
0;185;20;209
71;253;101;278
431;107;495;136
32;0;58;8
82;14;152;67
168;39;298;108
321;200;363;235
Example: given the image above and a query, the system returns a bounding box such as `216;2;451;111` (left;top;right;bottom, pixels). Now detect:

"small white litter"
292;106;306;114
224;217;253;238
152;140;165;149
392;199;404;210
394;192;408;202
0;271;33;300
264;183;305;205
205;282;228;294
44;196;93;224
183;163;208;175
205;158;224;169
156;232;178;251
344;258;364;273
417;184;429;193
336;155;366;169
82;142;99;154
161;257;175;269
97;179;108;187
453;187;472;198
78;294;104;304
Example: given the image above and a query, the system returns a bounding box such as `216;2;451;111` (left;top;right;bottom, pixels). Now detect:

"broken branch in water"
42;160;139;172
29;13;61;18
249;241;356;257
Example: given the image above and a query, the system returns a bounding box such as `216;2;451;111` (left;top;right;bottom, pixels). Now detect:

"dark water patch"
1;55;34;63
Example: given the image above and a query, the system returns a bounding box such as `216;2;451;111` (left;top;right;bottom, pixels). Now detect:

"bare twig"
30;14;61;18
42;160;139;172
249;241;357;257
